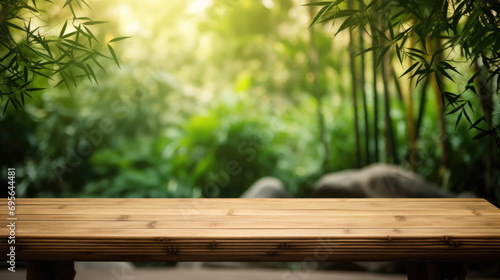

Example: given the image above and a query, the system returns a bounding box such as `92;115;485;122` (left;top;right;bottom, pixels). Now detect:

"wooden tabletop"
1;198;500;262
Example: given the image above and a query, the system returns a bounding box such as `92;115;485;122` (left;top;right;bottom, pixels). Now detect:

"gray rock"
314;163;453;198
457;191;478;198
75;261;134;271
240;177;290;198
313;164;453;274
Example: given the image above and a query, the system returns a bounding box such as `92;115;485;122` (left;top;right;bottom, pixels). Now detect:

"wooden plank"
10;198;489;204
1;198;499;263
5;227;500;238
9;205;498;216
10;215;500;229
5;198;497;210
2;209;500;220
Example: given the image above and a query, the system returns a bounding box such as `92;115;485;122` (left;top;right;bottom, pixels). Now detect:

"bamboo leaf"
437;66;454;82
24;88;44;91
376;45;391;66
86;63;98;84
468;70;481;85
3;99;10;116
5;21;25;31
400;61;420;78
445;102;465;116
303;1;335;6
467;100;474;113
83;21;107;26
473;130;492;140
454;111;463;131
107;44;120;68
469;116;485;130
108;36;132;43
355;46;377;57
59;21;68;38
439;61;461;75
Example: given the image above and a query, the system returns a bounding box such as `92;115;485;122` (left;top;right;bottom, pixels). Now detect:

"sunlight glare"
186;0;213;14
262;0;275;9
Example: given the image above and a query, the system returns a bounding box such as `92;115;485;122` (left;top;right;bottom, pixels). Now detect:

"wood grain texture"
1;198;500;262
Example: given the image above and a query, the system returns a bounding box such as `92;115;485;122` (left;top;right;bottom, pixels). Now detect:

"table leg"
405;262;427;280
426;262;467;280
406;262;467;280
26;261;76;280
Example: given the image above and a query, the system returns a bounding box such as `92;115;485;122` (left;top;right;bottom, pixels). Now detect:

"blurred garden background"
1;0;499;204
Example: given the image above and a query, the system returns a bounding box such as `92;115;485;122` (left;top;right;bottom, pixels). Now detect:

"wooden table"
1;198;500;279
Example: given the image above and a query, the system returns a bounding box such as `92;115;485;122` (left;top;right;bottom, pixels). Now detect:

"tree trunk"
308;2;329;173
359;18;370;165
406;37;417;171
381;52;398;164
370;1;380;163
475;59;494;199
415;77;429;140
429;38;451;182
348;0;361;168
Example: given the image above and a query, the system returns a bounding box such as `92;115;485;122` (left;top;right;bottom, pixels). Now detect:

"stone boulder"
313;163;453;198
240;177;290;198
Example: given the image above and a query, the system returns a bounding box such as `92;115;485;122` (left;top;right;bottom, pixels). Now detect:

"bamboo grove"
308;0;499;197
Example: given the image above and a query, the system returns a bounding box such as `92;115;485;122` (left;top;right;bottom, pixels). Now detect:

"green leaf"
108;36;132;43
443;0;449;20
463;109;472;125
473;130;492;140
445;102;465;116
467;100;474;113
376;45;391;67
107;44;120;68
59;21;68;38
468;70;481;85
3;99;10;116
302;1;335;6
437;66;454;82
91;57;106;73
439;61;460;75
4;21;25;32
454;111;462;131
335;16;356;35
355;46;377;57
86;63;98;84
399;61;420;78
24;88;44;91
83;21;107;26
406;47;427;55
469;116;485;130
63;0;73;9
308;2;336;27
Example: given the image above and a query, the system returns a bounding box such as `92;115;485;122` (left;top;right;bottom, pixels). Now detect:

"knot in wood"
441;235;451;241
209;241;218;249
118;215;129;221
148;221;158;229
278;242;290;249
167;247;178;255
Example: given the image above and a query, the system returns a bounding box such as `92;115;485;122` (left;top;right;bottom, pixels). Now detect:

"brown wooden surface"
1;198;500;262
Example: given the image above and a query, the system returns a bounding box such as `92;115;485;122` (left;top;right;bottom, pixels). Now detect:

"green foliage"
308;0;500;141
0;0;126;114
1;0;498;205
